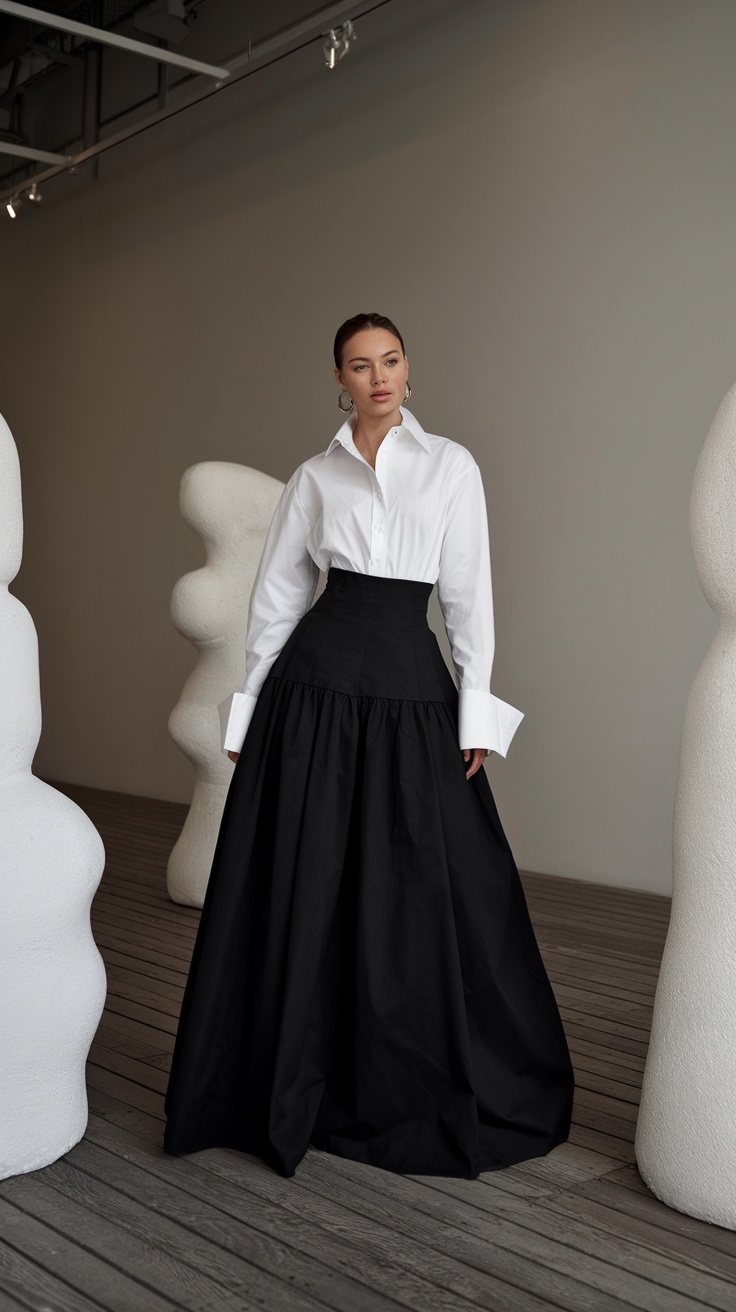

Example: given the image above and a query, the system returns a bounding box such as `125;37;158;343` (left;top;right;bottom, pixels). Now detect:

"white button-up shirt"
221;406;524;757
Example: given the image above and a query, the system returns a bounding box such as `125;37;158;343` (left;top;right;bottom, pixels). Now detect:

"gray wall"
1;0;729;894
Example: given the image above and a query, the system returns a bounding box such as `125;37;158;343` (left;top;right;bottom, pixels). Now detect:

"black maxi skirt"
163;566;574;1179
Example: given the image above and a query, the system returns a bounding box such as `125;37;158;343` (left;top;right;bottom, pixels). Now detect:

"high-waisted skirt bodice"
269;566;456;703
163;567;574;1179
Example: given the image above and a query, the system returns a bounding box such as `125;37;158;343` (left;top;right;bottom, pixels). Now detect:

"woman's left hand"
463;747;489;779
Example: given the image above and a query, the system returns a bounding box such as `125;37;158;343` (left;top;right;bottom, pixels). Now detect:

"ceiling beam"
0;0;231;81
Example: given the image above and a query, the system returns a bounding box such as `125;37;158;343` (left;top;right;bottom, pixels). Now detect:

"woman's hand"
227;751;240;763
463;747;489;779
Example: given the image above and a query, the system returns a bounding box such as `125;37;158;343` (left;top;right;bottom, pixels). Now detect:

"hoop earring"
337;389;355;413
404;381;412;401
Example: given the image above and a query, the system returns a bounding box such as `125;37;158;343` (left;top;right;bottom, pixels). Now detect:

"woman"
163;312;574;1179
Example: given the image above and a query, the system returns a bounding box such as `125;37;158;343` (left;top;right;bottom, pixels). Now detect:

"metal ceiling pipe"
0;0;230;80
0;140;70;162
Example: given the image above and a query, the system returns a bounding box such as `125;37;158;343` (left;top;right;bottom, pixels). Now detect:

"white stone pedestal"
0;414;106;1180
167;462;284;907
636;381;736;1229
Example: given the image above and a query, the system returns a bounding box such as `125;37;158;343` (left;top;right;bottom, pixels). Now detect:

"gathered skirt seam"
265;673;456;709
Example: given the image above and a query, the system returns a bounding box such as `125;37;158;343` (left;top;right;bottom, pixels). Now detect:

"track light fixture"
322;20;356;69
3;181;43;219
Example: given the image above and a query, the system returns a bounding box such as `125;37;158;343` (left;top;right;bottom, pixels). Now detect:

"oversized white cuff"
218;691;259;755
458;688;524;756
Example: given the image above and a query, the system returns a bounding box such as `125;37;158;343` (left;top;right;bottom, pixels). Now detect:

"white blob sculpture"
636;381;736;1228
167;463;285;907
0;414;106;1181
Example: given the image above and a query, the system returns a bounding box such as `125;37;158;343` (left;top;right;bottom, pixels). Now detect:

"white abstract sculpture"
0;414;106;1180
636;381;736;1228
167;462;285;907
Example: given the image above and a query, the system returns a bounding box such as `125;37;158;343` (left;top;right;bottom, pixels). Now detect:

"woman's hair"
333;312;406;370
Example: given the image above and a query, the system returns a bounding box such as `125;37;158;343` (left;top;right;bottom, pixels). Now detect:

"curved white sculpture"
0;414;106;1181
167;462;285;907
636;381;736;1228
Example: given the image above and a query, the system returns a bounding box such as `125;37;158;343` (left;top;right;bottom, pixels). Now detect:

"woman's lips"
372;392;391;399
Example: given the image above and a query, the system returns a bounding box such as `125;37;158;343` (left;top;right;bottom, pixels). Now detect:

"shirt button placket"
370;463;386;570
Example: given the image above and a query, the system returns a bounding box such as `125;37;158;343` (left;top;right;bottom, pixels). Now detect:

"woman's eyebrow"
347;350;399;362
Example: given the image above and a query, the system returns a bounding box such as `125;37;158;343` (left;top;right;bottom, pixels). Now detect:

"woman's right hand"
227;751;240;763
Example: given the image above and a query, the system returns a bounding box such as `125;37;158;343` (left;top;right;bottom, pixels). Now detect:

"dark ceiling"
0;0;348;185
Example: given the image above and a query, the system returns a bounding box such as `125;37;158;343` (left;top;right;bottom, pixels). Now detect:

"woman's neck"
352;406;402;467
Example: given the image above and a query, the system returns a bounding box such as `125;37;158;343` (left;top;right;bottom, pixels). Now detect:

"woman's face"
335;328;409;419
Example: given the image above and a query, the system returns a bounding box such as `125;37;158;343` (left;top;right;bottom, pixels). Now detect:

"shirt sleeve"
436;459;524;756
220;472;319;755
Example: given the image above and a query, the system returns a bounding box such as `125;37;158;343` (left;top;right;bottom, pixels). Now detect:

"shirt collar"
324;405;431;457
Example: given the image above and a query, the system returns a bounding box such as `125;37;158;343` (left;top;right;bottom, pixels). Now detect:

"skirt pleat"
163;568;574;1178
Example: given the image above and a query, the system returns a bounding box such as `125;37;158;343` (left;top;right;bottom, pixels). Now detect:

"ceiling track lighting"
4;179;42;218
0;3;379;213
322;19;356;69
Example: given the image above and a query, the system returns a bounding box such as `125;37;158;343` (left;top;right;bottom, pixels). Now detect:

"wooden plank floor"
2;783;734;1312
